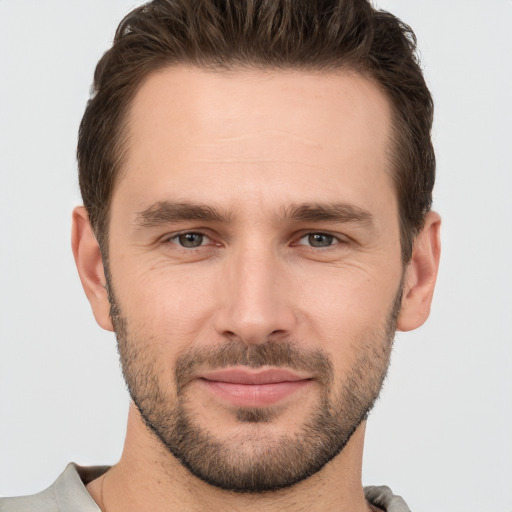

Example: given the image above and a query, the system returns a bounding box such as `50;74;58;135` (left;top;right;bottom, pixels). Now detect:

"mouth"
197;368;314;407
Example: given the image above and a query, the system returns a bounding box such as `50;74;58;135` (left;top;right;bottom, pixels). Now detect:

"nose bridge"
215;238;295;344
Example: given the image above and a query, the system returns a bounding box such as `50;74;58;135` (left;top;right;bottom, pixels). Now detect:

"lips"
197;368;313;407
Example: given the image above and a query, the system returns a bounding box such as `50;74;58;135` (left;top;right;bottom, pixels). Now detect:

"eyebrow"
280;202;374;227
134;200;373;228
135;201;232;227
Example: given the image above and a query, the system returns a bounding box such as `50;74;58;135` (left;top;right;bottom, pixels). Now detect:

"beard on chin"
108;279;401;493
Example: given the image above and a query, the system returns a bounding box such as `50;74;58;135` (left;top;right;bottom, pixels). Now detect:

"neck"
87;404;373;512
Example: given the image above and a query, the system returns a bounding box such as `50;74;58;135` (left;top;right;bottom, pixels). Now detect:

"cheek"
110;246;402;359
293;265;401;356
112;259;219;344
296;264;400;320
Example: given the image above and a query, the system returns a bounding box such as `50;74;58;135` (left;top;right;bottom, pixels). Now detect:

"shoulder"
0;484;58;512
0;464;107;512
364;485;412;512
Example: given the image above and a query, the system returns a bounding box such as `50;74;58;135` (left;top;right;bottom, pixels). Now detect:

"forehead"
115;66;395;218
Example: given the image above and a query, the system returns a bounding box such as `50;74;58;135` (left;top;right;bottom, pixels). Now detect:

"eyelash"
295;232;345;249
167;232;214;249
165;231;346;250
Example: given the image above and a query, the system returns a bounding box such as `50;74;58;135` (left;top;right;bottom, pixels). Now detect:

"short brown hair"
77;0;434;262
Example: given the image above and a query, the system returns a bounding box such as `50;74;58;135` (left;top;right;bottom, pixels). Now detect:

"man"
0;0;440;511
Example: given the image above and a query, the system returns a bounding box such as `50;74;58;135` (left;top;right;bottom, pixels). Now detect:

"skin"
72;67;441;512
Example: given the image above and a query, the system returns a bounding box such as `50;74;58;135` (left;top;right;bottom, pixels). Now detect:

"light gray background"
1;1;511;510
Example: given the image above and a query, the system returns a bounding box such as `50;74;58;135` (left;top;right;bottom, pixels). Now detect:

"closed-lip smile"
197;367;313;407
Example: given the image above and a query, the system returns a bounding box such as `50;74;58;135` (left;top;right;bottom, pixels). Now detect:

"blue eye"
298;233;337;248
171;233;210;248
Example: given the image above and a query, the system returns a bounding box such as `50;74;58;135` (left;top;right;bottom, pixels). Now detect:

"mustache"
175;340;334;390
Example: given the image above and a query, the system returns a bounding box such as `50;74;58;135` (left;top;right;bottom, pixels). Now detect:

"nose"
213;243;297;345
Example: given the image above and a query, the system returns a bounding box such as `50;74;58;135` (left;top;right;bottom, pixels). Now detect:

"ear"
397;211;441;332
71;206;114;332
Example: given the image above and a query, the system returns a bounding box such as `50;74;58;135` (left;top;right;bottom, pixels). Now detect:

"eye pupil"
178;233;203;248
309;233;334;247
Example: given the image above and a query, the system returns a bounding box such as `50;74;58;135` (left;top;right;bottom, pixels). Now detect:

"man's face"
106;67;404;491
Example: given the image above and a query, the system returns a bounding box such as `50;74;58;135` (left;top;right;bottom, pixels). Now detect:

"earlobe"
71;206;114;332
397;211;441;332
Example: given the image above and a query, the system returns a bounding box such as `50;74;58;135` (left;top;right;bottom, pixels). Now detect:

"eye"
297;233;339;248
170;232;211;248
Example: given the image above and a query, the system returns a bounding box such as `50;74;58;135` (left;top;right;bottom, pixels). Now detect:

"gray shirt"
0;464;411;511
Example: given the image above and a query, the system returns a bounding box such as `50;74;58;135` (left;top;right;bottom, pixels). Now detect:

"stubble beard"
108;279;402;493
